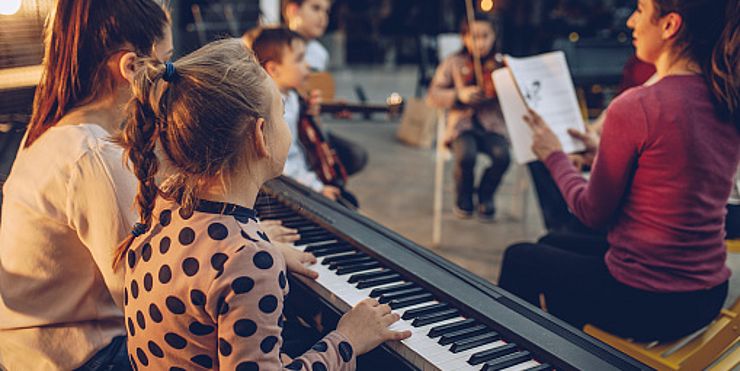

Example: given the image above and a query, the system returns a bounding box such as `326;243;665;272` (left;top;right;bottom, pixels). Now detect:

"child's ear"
264;61;280;79
117;51;138;84
253;117;270;159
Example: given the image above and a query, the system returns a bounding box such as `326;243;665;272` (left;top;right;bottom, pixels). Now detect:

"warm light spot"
0;0;22;16
569;32;580;43
480;0;494;12
591;85;603;94
386;92;403;106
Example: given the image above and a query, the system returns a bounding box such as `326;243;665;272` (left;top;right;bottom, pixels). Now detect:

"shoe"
454;195;474;219
478;200;496;222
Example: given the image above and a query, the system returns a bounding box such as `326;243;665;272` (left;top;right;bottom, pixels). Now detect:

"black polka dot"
159;237;171;254
169;368;185;371
286;361;302;370
136;347;149;366
190;289;206;307
259;295;278;314
165;296;186;314
164;332;187;349
217;295;230;316
143;273;153;291
179;207;194;220
130;354;138;371
136;310;146;330
231;276;254;294
182;257;199;276
312;341;328;352
124;287;129;306
127;250;137;269
178;227;195;245
148;341;164;358
260;336;278;353
141;243;152;262
189;321;215;336
236;361;259;371
219;338;232;357
241;230;258;242
257;230;271;242
149;303;163;323
130;280;139;299
312;361;327;371
278;271;287;289
211;253;228;278
208;223;228;240
253;251;273;270
338;341;353;362
158;265;172;284
234;319;257;337
160;209;172;226
127;317;136;336
191;354;213;368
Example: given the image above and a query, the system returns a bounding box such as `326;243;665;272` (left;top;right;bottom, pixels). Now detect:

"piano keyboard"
256;177;649;371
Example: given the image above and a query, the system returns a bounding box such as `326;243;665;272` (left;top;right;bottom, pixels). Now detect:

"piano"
255;177;649;371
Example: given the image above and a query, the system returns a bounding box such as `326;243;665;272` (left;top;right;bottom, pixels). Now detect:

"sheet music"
492;51;586;164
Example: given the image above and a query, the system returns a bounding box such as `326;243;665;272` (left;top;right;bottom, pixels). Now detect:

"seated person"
251;27;358;207
499;0;739;341
117;38;410;370
427;14;510;221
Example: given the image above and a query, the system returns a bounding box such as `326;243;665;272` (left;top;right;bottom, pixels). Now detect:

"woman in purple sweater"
498;0;739;341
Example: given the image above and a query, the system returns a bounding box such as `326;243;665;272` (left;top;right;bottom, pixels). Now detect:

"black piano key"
451;332;501;353
310;245;355;257
378;287;425;304
438;324;488;345
369;282;416;298
296;225;324;234
296;234;336;246
304;242;346;253
468;343;518;365
402;303;449;320
388;293;434;309
257;209;295;218
480;351;532;371
412;308;459;327
524;364;551;371
321;252;366;265
336;261;381;275
428;318;476;338
356;274;403;289
281;219;314;228
348;269;393;283
297;229;332;238
328;256;375;270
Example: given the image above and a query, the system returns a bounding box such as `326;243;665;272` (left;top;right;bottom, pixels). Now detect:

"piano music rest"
584;298;740;371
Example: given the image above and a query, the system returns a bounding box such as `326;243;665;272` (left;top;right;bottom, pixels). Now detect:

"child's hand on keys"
336;298;413;356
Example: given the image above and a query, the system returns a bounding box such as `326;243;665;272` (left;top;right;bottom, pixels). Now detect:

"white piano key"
435;340;509;370
500;359;541;371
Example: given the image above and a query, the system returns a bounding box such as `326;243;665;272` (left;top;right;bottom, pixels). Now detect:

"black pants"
451;130;510;204
727;204;740;239
328;132;367;177
75;336;131;371
498;237;728;342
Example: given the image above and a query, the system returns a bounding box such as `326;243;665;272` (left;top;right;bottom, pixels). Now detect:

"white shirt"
305;39;329;72
282;90;324;192
0;124;136;370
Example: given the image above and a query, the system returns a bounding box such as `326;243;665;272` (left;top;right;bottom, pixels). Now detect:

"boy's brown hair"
114;38;271;267
249;27;305;68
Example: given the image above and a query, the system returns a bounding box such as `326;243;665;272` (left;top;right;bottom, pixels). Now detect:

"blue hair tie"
163;61;176;82
131;223;148;237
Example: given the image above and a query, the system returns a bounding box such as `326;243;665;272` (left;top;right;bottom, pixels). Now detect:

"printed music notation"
493;51;587;164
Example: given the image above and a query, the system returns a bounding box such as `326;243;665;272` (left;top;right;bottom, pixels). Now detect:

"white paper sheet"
492;51;586;164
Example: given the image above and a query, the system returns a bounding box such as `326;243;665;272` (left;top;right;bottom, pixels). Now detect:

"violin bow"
464;0;486;89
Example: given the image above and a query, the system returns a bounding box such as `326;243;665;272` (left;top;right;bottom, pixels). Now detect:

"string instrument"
297;96;348;188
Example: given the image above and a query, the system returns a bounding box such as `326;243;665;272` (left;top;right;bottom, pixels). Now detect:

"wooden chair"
584;298;740;371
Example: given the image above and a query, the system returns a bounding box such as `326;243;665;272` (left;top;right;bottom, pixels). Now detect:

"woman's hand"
523;108;563;160
336;298;412;356
566;128;599;168
321;185;341;200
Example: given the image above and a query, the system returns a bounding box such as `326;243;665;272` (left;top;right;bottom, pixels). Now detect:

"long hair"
24;0;169;147
653;0;739;127
113;38;271;268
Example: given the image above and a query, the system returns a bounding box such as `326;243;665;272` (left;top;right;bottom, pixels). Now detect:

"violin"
297;96;348;188
460;52;501;99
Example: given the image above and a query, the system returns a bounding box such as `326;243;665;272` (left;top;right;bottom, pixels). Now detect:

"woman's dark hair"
653;0;739;126
113;38;271;268
25;0;169;147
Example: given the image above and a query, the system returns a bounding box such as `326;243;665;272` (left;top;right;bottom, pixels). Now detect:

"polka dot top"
124;197;356;370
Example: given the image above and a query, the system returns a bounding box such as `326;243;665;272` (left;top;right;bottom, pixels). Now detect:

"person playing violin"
428;14;510;221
